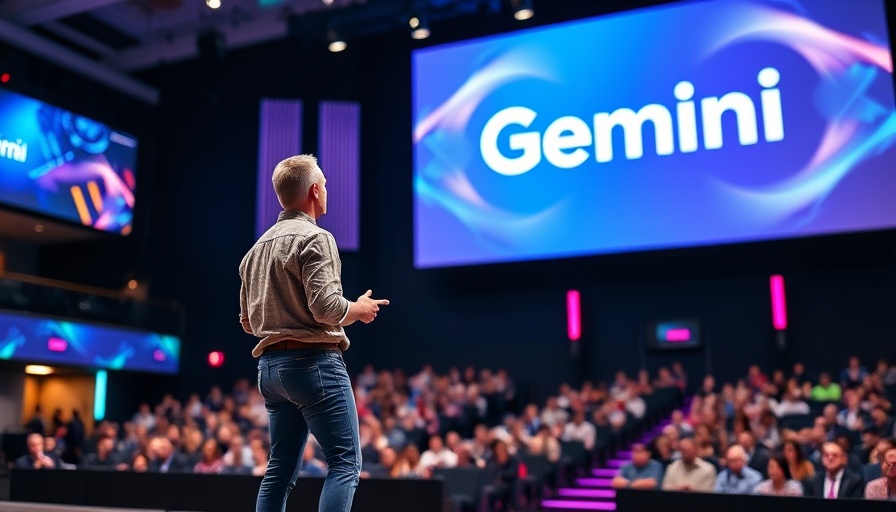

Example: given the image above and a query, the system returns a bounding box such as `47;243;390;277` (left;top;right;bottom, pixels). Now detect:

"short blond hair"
272;154;321;209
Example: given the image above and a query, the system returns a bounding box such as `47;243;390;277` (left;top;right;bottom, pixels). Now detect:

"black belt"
264;340;341;352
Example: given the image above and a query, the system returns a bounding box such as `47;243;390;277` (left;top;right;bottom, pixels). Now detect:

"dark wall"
15;0;896;418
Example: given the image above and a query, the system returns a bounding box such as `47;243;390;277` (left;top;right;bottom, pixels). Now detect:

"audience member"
24;405;47;437
562;410;596;452
837;390;869;432
875;359;896;386
754;454;803;496
864;445;896;500
612;443;664;490
662;438;717;492
804;441;864;499
130;452;150;472
841;357;869;391
147;436;192;474
651;434;677;469
193;438;224;474
715;445;763;494
418;434;458;473
773;390;810;417
392;444;424;478
811;373;842;403
14;433;59;470
80;436;121;470
782;439;814;481
482;439;521;512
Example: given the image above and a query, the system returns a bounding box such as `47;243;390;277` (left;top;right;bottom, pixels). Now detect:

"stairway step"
557;488;616;499
542;499;617;510
576;478;613;487
591;468;618;477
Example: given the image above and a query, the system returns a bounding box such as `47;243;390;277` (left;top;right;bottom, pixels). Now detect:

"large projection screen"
412;0;896;268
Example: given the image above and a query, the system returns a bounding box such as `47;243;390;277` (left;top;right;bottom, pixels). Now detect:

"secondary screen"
0;88;137;234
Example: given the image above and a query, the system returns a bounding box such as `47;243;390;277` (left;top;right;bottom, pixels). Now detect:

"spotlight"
511;0;534;20
321;0;333;4
206;0;221;9
409;13;430;40
328;29;347;52
26;365;53;375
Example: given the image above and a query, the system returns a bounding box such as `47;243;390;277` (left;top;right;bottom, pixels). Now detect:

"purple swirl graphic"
414;46;567;247
708;4;896;225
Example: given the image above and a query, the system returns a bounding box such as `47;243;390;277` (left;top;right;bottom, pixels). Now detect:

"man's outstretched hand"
343;289;390;326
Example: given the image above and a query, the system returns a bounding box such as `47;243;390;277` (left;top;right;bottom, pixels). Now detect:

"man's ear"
311;182;319;199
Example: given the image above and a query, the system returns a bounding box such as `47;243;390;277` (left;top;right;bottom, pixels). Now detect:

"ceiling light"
206;0;221;9
321;0;334;5
328;30;346;52
511;0;534;20
26;365;53;375
409;13;430;40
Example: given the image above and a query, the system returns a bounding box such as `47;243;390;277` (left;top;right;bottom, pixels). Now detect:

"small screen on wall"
0;87;138;235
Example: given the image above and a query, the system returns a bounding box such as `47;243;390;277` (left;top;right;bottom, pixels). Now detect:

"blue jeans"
256;349;361;512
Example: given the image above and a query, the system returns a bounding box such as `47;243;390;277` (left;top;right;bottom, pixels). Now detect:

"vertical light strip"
86;181;104;212
94;370;107;421
567;290;581;341
256;99;303;238
70;186;92;225
318;101;360;250
770;274;787;330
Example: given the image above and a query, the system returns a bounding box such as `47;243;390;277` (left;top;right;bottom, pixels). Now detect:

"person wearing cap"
612;443;664;490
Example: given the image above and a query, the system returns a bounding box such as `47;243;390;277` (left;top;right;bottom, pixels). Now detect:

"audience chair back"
433;466;487;512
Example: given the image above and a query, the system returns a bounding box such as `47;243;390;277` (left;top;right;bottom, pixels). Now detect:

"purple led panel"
317;101;360;251
256;99;302;238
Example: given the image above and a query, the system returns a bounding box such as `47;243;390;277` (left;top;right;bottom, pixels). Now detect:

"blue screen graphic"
0;88;138;234
412;0;896;268
0;310;180;374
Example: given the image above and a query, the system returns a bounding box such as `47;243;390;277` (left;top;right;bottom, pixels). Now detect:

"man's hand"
35;454;55;469
342;290;390;326
355;290;389;324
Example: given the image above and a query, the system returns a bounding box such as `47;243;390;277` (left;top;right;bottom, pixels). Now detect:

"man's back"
240;210;350;356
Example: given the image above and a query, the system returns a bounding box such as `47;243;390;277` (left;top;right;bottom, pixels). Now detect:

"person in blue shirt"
612;443;664;490
715;444;763;494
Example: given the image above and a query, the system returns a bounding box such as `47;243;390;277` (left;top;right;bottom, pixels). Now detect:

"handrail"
0;270;181;311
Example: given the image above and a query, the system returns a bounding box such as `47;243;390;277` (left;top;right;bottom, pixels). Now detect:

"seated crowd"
612;356;896;501
12;356;896;507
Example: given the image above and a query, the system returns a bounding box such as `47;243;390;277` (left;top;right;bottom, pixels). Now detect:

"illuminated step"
591;468;618;477
577;478;613;487
557;488;616;499
542;499;617;510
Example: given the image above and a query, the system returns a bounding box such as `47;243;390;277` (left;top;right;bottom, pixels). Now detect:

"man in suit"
147;435;193;473
805;441;864;499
